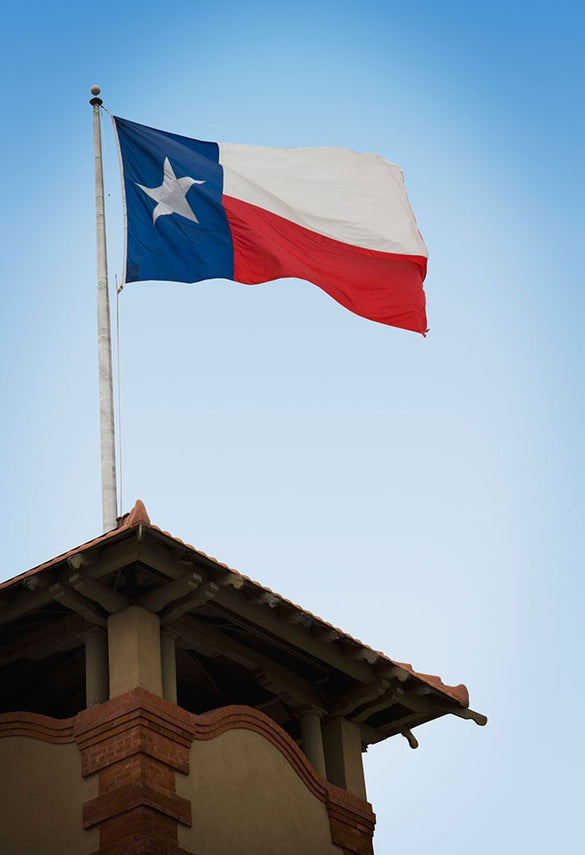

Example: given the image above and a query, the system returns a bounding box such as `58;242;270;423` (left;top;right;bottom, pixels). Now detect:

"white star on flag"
137;157;205;224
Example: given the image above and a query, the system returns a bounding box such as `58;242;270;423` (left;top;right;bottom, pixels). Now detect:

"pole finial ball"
90;85;101;96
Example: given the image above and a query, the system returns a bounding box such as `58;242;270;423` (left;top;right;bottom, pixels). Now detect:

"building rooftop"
0;500;485;747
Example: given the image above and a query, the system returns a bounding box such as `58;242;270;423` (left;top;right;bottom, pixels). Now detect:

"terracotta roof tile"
0;500;469;708
0;519;130;593
118;499;151;528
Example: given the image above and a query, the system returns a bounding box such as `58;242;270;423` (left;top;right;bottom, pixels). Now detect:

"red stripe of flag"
223;195;428;334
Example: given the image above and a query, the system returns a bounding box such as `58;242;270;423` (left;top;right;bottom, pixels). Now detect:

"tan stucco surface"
176;728;343;855
0;737;98;855
108;605;163;698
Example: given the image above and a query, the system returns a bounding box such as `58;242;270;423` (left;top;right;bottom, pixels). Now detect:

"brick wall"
2;690;375;855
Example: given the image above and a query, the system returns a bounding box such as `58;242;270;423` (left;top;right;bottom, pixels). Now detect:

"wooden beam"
312;626;341;643
0;584;58;626
22;576;48;591
359;709;442;746
377;663;410;682
383;710;442;735
126;537;185;582
253;668;305;710
351;686;454;734
177;555;244;590
342;642;378;665
349;681;461;729
396;688;448;718
180;649;229;702
175;615;325;711
437;705;488;726
212;586;377;684
84;537;142;581
156;536;245;584
67;551;100;571
137;571;205;612
48;583;108;627
141;531;378;681
351;684;408;723
73;530;395;687
67;572;130;614
213;570;244;590
358;721;391;748
245;590;280;608
139;537;247;591
0;614;86;666
159;582;219;625
400;729;419;749
328;679;390;718
412;685;487;723
0;536;139;626
281;607;314;629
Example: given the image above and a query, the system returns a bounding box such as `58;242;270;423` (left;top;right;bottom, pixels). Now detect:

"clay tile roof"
0;500;154;594
0;499;471;709
125;503;470;708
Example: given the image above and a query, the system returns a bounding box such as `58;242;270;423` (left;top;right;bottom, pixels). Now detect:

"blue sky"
1;1;583;852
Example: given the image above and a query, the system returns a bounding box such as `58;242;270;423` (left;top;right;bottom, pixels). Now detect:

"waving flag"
113;116;428;333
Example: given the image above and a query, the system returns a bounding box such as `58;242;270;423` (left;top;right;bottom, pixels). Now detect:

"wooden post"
299;708;326;778
161;628;178;704
85;627;109;707
322;716;367;800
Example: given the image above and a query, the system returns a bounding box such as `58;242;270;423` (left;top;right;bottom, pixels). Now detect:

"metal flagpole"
90;85;118;532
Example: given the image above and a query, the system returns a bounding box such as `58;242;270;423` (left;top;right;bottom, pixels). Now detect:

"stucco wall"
176;728;344;855
0;737;98;855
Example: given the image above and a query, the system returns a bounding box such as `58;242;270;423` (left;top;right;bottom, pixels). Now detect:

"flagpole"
90;85;118;532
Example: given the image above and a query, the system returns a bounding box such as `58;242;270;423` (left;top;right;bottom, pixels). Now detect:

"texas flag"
113;116;428;333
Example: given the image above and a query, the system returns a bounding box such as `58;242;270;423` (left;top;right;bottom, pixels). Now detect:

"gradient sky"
1;2;583;852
